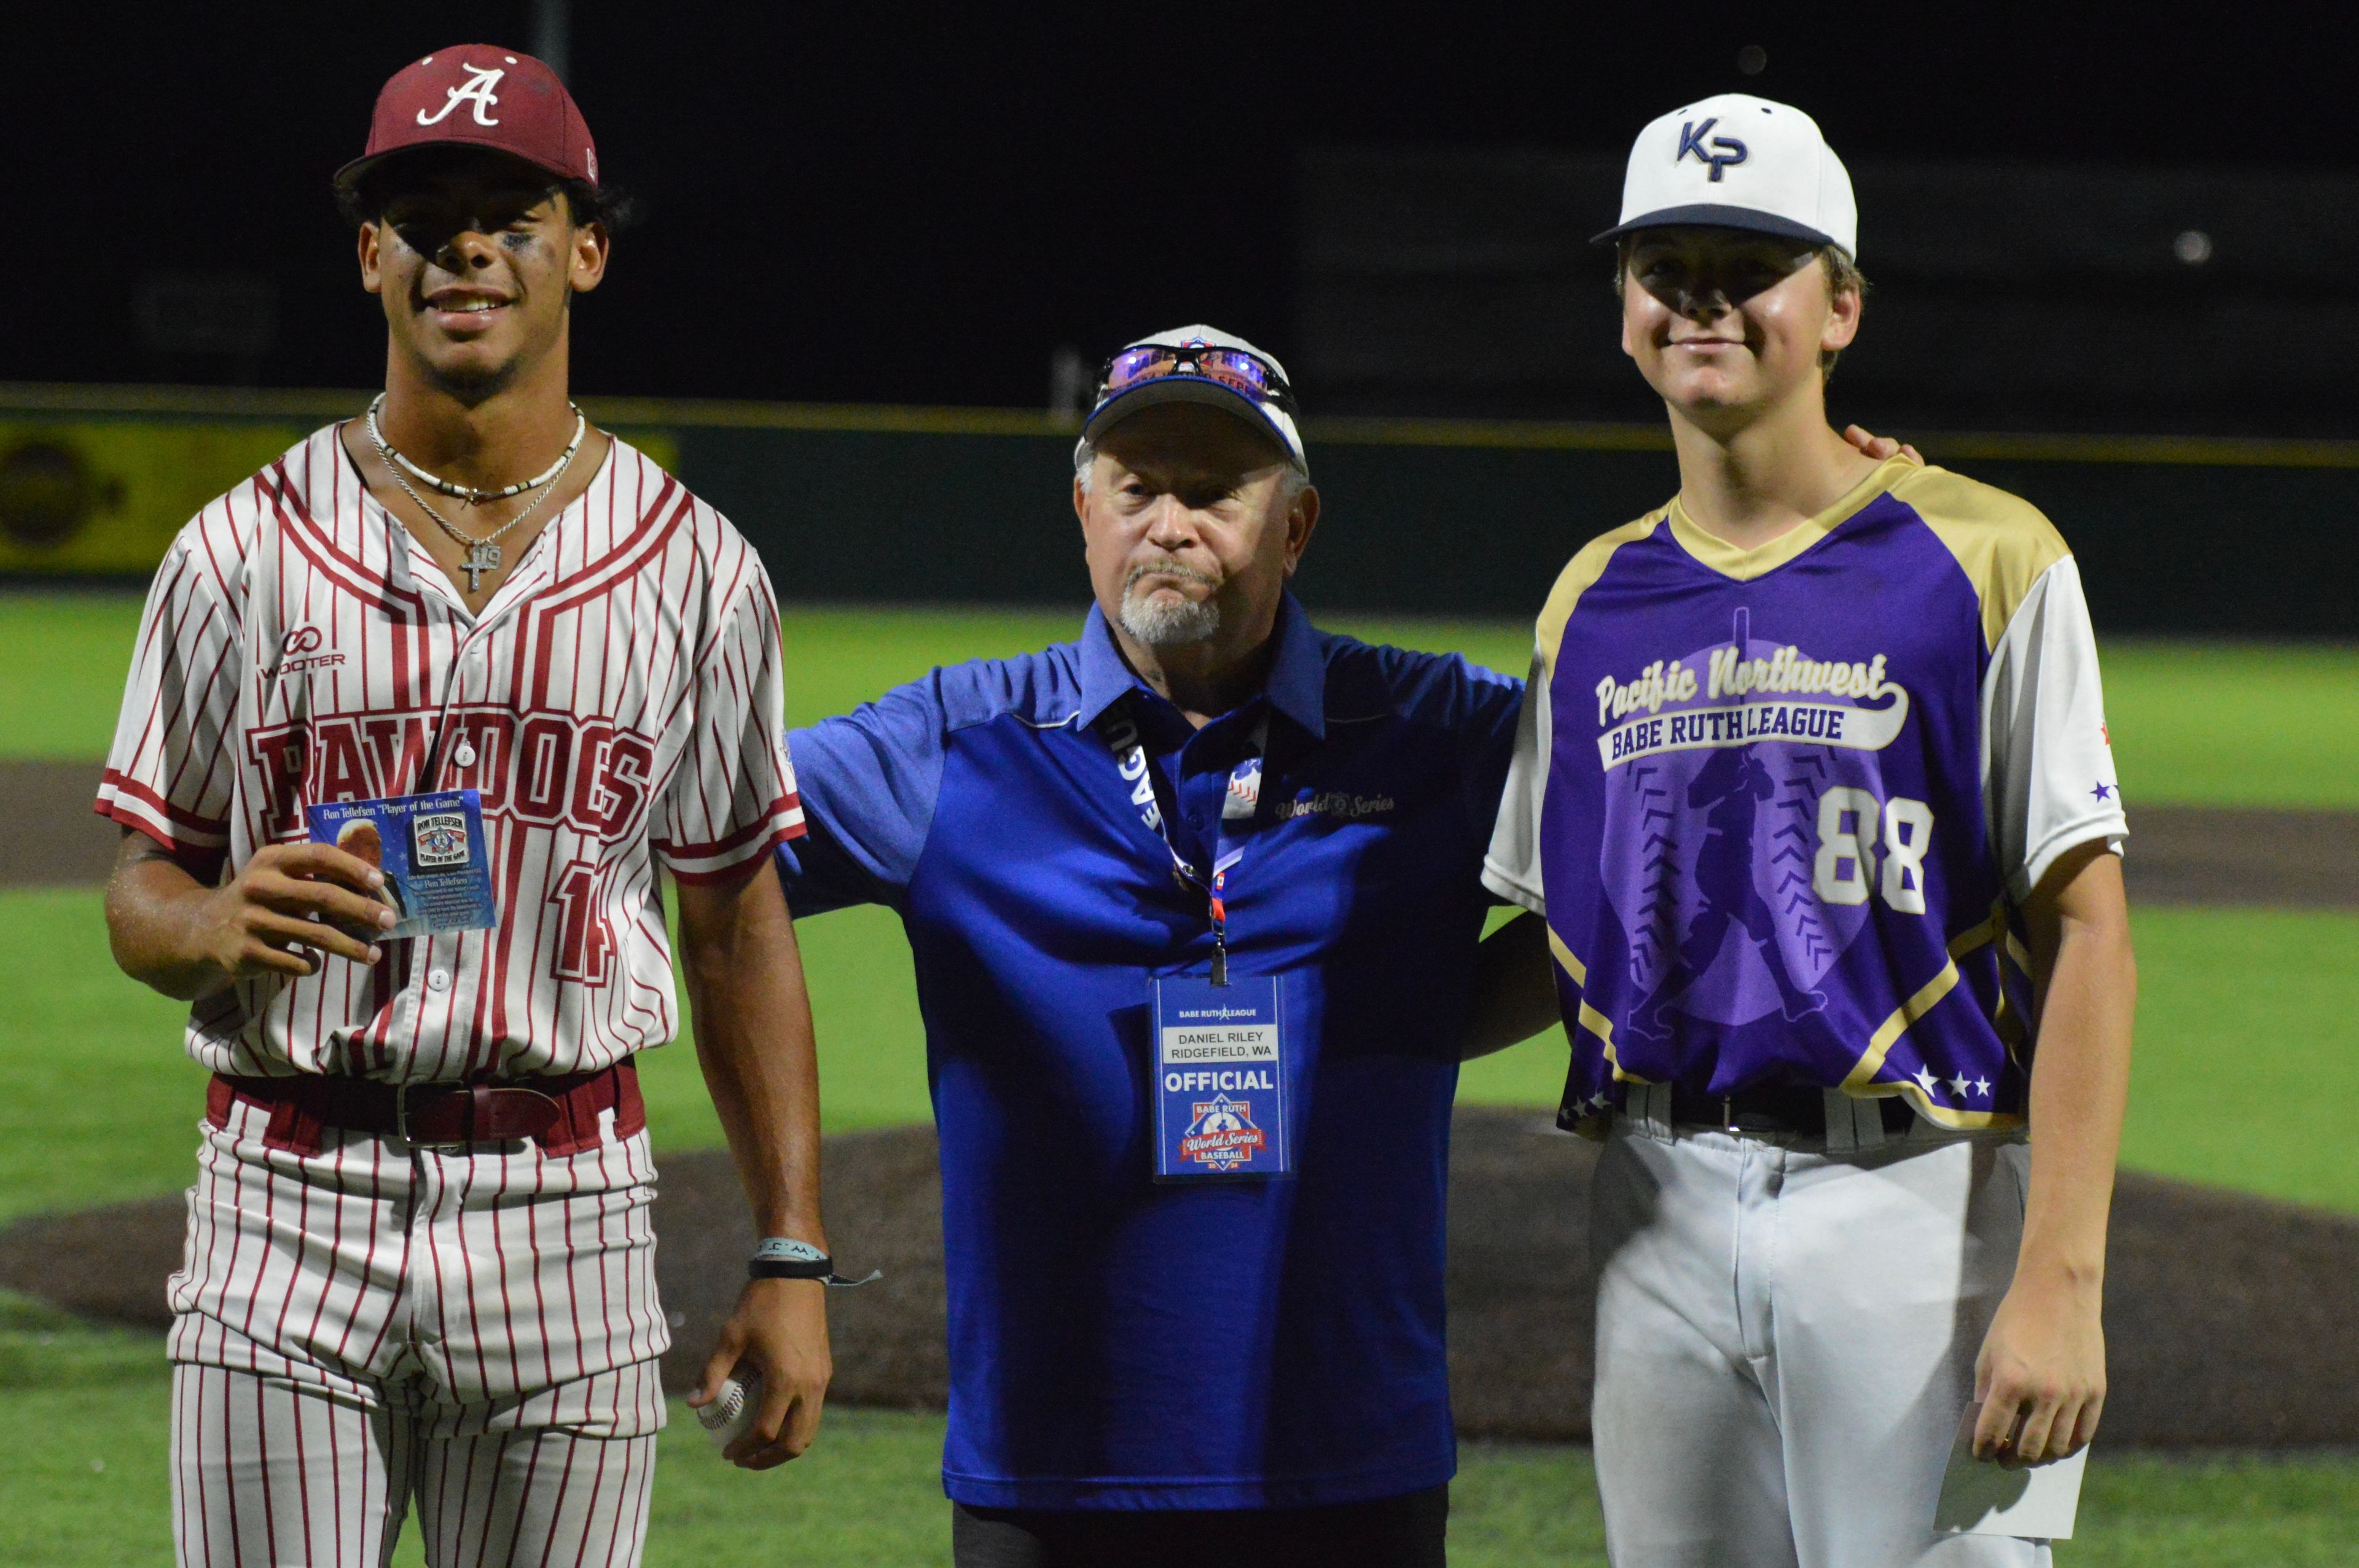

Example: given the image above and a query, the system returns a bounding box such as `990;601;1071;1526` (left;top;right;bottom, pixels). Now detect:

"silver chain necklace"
365;395;585;593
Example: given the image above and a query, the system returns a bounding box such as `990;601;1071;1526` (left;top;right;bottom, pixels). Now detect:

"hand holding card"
1934;1401;2089;1540
306;791;497;940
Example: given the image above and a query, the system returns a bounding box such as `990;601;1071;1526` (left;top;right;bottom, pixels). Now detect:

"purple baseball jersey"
1485;458;2127;1133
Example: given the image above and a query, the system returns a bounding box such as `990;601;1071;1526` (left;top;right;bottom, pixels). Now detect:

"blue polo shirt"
777;595;1522;1510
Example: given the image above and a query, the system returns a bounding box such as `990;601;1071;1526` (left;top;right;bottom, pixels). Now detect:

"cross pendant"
461;542;501;593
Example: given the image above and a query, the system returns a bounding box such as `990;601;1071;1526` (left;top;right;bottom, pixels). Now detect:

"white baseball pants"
171;1362;658;1567
166;1093;671;1566
1589;1110;2051;1568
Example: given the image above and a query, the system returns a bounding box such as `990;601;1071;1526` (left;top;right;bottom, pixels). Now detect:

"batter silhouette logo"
1181;1094;1266;1172
417;63;506;127
1596;607;1915;1039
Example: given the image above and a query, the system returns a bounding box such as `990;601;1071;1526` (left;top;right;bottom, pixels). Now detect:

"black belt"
1668;1082;1914;1138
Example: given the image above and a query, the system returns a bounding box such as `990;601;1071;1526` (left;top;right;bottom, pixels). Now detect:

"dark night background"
6;4;2352;430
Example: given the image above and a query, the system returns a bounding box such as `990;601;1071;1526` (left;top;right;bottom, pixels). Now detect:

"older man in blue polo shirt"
777;326;1522;1566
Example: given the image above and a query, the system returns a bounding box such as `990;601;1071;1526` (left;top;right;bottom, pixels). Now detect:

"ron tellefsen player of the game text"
100;47;836;1568
1477;95;2137;1567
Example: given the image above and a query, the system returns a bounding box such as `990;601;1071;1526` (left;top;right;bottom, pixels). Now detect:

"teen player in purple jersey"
1476;96;2137;1566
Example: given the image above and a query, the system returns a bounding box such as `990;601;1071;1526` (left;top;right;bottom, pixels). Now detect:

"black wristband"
749;1236;831;1281
748;1255;835;1281
748;1236;878;1287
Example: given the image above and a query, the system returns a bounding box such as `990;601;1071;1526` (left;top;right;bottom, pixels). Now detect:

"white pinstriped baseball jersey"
98;424;804;1083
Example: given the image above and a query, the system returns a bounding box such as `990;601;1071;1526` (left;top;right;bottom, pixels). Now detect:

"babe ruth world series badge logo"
1180;1094;1266;1172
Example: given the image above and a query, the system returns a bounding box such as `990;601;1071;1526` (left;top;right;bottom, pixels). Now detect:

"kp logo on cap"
1676;117;1749;182
417;61;506;128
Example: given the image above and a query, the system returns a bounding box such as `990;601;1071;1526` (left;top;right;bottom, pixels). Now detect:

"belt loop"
1822;1090;1885;1153
1631;1082;1675;1142
259;1081;327;1158
1823;1090;1856;1153
1855;1094;1888;1151
612;1059;646;1140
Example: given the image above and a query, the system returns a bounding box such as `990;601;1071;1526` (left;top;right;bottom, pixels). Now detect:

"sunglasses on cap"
1097;343;1300;418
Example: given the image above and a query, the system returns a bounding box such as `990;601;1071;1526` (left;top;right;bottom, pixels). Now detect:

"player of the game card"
306;790;496;940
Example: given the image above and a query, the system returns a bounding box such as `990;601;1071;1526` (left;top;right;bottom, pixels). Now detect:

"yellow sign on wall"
0;418;680;576
0;420;315;574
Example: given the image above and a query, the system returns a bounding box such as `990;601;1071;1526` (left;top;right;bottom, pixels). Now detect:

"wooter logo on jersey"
262;625;345;680
248;706;658;841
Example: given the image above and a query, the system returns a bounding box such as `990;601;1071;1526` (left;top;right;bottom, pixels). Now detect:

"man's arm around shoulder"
675;859;832;1469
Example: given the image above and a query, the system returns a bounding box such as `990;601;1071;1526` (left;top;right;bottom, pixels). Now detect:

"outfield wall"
3;386;2350;636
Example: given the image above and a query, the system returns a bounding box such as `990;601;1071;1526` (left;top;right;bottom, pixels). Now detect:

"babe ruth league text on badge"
306;790;497;940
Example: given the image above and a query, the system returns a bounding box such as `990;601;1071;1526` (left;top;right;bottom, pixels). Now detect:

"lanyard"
1096;704;1269;986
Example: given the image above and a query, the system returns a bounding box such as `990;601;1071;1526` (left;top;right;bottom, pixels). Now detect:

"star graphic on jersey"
1950;1073;1973;1098
1586;1091;1613;1111
1973;1077;1992;1098
1912;1065;1940;1098
2091;782;2116;801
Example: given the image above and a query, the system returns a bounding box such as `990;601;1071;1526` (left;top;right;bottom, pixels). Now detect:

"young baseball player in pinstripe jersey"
1476;96;2137;1566
100;49;835;1567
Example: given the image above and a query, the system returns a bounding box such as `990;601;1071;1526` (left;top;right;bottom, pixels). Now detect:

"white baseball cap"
1594;93;1858;259
1078;324;1309;476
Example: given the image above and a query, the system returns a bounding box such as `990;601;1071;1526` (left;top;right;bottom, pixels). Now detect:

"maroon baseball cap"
334;46;598;193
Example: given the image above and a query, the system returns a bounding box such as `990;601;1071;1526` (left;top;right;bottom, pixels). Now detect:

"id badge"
1152;973;1291;1181
306;790;498;940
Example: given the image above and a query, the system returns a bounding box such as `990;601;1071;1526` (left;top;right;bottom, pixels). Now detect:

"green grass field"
6;1289;2357;1568
3;593;2355;1564
7;592;2359;807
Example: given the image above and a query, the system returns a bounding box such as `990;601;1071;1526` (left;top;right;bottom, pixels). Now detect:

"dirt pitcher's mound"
6;1108;2357;1448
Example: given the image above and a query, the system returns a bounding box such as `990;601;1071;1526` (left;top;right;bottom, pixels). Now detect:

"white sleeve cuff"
2014;819;2127;903
1482;646;1552;914
1482;860;1547;914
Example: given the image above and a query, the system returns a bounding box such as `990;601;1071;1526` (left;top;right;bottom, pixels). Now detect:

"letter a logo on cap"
417;63;506;128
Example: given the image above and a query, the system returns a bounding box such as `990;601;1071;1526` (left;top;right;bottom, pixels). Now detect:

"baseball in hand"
697;1371;762;1452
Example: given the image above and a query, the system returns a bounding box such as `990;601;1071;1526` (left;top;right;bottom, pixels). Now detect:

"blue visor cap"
1078;327;1309;476
1591;202;1841;248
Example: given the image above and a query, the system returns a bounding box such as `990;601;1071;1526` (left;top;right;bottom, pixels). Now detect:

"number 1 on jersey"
550;860;615;985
